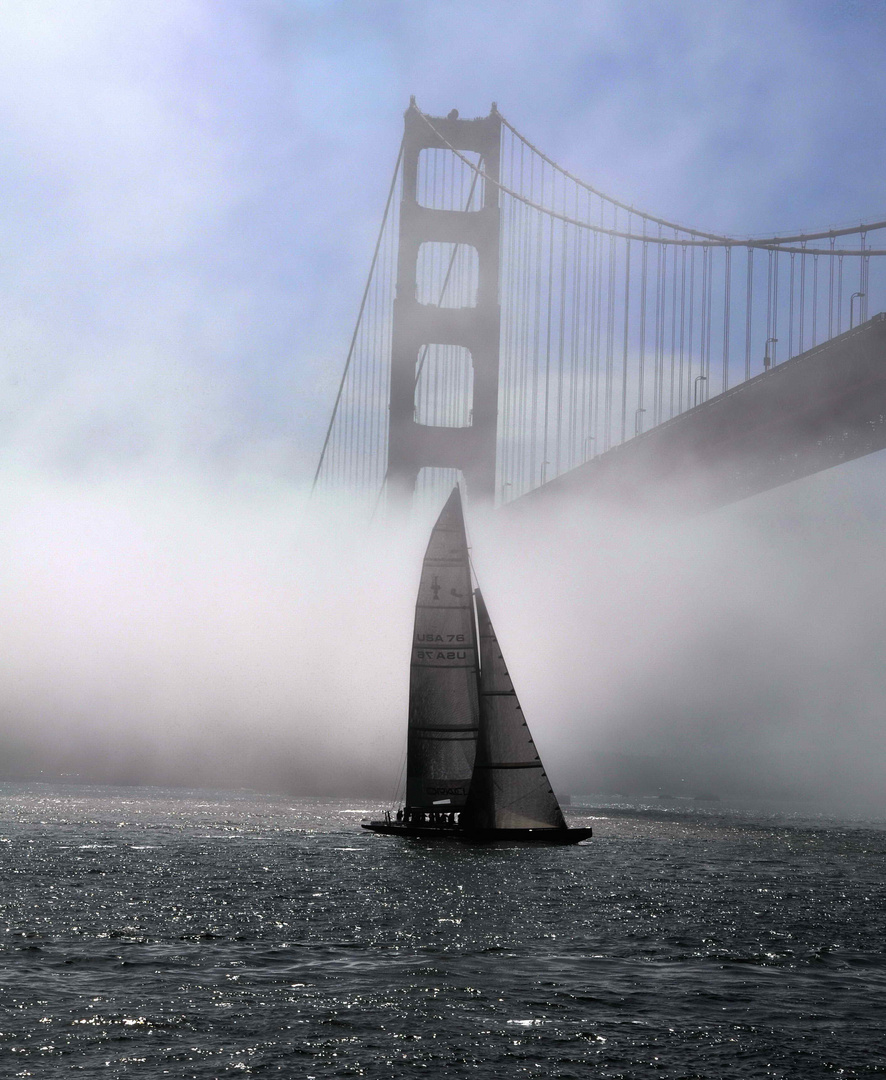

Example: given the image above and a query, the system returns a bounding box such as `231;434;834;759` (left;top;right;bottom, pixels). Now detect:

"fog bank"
2;456;885;817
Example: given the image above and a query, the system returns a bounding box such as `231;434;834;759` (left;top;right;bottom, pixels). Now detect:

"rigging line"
389;736;408;811
417;108;886;248
311;136;405;496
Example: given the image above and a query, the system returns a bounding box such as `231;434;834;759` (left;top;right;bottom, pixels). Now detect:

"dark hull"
362;821;592;845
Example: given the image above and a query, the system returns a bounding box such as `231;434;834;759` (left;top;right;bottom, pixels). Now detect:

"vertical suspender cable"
812;253;819;346
723;246;731;392
772;250;779;366
799;242;806;354
556;213;569;473
744;247;753;382
706;246;713;390
669;238;678;418
828;236;835;338
639;229;648;423
678;243;687;411
687;244;695;405
542;212;555;481
621;229;631;444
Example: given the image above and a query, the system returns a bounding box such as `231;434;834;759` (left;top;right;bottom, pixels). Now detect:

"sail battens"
413;724;479;731
415;733;477;741
480;690;517;697
474;762;545;770
415;604;474;611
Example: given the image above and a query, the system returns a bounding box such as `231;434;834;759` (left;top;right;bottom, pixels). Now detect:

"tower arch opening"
415;344;474;428
417;149;485;211
416;242;479;308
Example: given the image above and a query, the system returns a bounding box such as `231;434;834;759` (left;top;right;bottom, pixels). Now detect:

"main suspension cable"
311;137;405;495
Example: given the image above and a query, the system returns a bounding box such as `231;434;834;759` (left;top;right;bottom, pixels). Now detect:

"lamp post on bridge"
850;292;866;329
693;375;707;408
763;337;777;372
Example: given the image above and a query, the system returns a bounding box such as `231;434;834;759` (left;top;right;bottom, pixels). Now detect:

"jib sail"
462;589;567;831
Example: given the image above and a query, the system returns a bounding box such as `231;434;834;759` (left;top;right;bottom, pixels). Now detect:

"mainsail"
462;589;567;831
406;488;479;809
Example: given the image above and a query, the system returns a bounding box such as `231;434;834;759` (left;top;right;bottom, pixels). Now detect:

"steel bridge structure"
313;101;886;516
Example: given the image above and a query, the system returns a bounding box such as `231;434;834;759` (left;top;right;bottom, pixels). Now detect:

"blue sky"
2;1;886;800
2;0;885;485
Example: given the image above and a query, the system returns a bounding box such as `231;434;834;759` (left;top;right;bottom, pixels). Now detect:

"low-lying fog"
3;454;885;818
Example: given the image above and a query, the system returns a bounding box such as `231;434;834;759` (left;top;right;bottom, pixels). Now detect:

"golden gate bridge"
312;101;886;515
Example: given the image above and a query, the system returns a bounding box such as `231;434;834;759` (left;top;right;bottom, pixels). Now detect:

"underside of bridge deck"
507;313;886;518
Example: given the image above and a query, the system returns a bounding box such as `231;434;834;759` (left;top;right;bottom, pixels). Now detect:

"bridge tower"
387;100;501;504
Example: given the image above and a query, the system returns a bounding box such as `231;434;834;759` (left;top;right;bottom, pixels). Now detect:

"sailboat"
363;488;592;845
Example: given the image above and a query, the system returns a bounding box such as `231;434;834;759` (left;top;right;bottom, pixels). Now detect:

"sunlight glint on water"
1;784;883;1078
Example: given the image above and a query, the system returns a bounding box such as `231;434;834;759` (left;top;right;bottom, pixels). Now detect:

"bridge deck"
508;314;886;517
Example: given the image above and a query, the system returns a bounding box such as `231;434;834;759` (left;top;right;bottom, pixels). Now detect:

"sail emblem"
431;575;441;600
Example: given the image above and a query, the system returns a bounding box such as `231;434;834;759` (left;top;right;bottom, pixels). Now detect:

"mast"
462;589;567;831
406;488;479;810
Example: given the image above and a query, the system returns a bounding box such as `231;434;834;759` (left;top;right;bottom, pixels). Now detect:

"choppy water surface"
1;784;884;1078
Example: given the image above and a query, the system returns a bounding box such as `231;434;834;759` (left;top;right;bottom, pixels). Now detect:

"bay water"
1;783;884;1077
